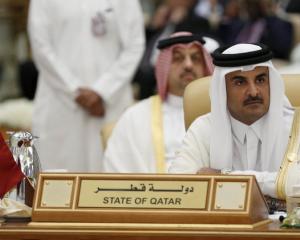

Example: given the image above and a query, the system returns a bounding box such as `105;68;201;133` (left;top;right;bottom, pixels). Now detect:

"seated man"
102;32;214;173
169;43;298;210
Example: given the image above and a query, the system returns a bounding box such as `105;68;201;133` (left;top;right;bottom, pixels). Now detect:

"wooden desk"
1;221;300;240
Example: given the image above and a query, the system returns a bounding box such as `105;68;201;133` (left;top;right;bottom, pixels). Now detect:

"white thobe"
102;94;185;173
28;0;145;171
169;112;294;197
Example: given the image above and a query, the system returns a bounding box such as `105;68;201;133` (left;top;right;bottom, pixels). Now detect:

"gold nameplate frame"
32;173;270;227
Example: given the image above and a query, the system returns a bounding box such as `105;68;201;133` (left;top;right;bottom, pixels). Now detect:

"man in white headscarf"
103;32;214;173
169;43;299;210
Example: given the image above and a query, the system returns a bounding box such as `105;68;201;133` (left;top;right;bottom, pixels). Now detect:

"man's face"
167;45;205;96
225;66;270;125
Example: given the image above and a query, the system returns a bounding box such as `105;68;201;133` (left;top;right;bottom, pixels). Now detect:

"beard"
180;70;197;82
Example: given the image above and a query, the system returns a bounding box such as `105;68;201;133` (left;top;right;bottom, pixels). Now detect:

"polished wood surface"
1;220;300;240
31;174;269;227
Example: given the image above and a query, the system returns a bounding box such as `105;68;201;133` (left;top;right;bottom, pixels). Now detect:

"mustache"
180;70;196;78
243;96;263;105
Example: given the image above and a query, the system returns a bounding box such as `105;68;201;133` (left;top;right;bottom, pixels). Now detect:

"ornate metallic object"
7;131;41;201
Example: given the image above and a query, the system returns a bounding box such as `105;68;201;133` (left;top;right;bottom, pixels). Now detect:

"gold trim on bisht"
276;108;300;200
151;95;166;173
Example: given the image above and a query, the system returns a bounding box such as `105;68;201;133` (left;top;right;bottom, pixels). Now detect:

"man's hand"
75;88;105;117
197;167;221;175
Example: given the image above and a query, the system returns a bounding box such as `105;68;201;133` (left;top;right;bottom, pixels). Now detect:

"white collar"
230;115;265;144
165;94;183;108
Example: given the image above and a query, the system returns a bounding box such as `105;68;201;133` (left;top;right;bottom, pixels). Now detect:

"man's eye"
256;77;265;84
234;79;245;86
191;54;202;63
173;54;183;62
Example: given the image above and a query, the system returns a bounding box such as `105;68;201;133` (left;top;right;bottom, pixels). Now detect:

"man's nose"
247;82;259;97
183;56;193;69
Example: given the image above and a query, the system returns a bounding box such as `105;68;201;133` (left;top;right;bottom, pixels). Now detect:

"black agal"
157;35;205;50
212;43;273;67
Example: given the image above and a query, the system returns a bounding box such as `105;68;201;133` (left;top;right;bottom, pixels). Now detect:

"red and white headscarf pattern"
155;32;214;100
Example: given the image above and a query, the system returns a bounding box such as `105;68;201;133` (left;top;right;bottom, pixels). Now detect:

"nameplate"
78;179;208;209
32;173;270;226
